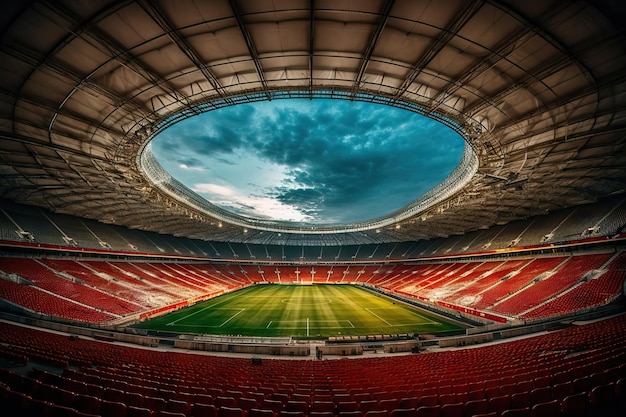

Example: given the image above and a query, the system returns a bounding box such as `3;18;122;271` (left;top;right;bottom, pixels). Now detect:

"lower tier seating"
1;314;625;416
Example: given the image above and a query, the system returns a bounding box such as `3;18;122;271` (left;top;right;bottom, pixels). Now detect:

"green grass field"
134;284;466;337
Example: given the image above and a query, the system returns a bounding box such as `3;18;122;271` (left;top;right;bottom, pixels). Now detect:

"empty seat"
501;408;530;417
510;392;529;409
379;399;401;412
75;394;101;415
240;398;259;411
103;388;125;403
365;411;389;417
530;400;559;417
127;406;154;417
464;399;489;417
100;400;128;417
399;398;419;409
124;392;145;408
390;408;416;417
419;396;439;407
560;393;587;417
168;399;191;415
215;397;237;408
157;411;186;417
415;405;440;417
280;411;306;417
529;387;552;406
218;406;245;417
551;382;572;401
360;400;381;413
192;403;218;417
339;401;360;413
248;409;276;417
588;382;615;413
311;401;336;413
440;402;464;417
144;396;168;412
488;395;510;415
439;394;456;406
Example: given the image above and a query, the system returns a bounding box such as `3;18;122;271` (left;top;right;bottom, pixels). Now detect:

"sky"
150;98;465;225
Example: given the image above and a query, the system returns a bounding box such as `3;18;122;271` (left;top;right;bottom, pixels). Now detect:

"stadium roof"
1;0;625;245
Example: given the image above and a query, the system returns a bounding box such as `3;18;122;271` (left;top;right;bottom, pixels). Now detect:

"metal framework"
0;0;625;245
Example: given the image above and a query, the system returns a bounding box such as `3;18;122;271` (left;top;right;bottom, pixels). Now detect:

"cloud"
151;98;465;224
192;183;235;196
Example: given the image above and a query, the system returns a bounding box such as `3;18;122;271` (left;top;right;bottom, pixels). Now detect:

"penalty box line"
165;286;257;326
166;308;246;328
365;307;439;326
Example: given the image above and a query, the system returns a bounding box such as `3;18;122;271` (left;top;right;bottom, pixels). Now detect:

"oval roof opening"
143;96;472;232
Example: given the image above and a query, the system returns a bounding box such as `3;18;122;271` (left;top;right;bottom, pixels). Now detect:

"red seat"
501;408;530;417
439;394;456;406
464;399;489;417
551;382;572;400
415;405;440;417
100;400;128;417
572;377;590;394
168;399;191;415
103;388;125;403
589;382;614;406
127;406;154;417
215;397;237;408
419;396;438;407
560;393;587;417
339;411;363;417
530;400;559;417
125;392;145;408
339;402;360;413
145;396;168;412
280;411;306;417
75;394;101;415
399;398;419;409
529;387;552;406
240;398;259;411
310;412;334;417
440;402;463;417
379;399;400;412
192;403;218;417
360;400;381;413
194;394;213;405
488;395;510;415
468;390;485;401
510;392;529;409
157;412;186;417
390;409;416;417
365;411;389;417
311;401;335;413
218;407;244;417
248;409;276;417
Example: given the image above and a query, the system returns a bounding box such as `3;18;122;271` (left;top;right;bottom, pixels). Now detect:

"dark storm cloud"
151;99;465;223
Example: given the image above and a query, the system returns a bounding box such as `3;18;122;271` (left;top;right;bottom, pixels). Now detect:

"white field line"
165;286;256;326
219;309;246;327
364;307;392;326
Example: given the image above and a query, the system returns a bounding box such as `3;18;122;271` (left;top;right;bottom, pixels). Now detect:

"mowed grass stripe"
134;284;465;337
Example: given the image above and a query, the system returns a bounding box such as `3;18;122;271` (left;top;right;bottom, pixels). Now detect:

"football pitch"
134;284;466;337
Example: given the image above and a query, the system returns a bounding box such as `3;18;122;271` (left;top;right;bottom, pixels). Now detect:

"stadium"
1;0;626;416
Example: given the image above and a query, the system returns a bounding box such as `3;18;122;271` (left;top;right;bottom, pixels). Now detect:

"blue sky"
151;99;465;224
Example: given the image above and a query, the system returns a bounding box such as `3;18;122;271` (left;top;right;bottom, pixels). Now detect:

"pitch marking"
219;309;246;327
364;307;392;326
